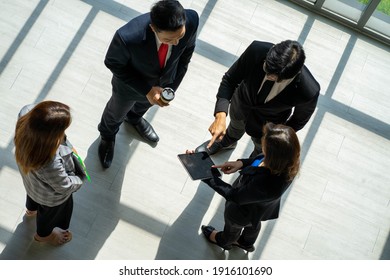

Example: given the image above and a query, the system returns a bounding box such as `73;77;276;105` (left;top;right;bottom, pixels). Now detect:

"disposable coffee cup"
160;87;175;104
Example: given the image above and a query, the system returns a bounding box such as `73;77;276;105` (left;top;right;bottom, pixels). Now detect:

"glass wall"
289;0;390;45
323;0;368;22
365;1;390;37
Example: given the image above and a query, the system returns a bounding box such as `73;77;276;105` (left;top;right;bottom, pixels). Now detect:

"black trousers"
26;194;73;237
98;76;152;140
215;210;261;248
227;90;263;156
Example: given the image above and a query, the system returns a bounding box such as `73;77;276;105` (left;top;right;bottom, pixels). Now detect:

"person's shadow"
154;148;250;260
66;123;161;259
0;214;39;260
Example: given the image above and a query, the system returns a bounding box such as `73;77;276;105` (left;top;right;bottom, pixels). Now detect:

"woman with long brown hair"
14;101;86;245
199;122;300;251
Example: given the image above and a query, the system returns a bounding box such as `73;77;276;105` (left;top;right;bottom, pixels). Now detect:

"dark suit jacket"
214;41;320;138
203;155;291;226
104;10;198;100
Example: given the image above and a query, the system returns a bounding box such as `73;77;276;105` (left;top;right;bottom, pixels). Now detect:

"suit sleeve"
104;32;151;96
203;173;273;205
285;68;320;131
37;157;83;195
202;176;233;199
167;12;199;91
285;92;319;131
214;42;255;115
239;156;260;168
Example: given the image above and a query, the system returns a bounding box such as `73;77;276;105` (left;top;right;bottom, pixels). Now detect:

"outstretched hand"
213;160;243;174
207;112;227;148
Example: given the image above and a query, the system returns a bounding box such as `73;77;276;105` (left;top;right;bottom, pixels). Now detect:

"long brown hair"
14;101;71;174
261;123;300;181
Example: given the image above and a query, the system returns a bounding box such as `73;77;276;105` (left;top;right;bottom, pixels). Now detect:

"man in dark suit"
196;40;320;157
98;0;198;168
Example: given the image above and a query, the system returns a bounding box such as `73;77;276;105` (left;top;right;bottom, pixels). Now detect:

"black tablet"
178;152;221;180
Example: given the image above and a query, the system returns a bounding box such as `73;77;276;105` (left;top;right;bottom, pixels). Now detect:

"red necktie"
158;43;168;69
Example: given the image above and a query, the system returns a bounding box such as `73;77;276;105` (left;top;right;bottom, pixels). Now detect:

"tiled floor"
0;0;389;260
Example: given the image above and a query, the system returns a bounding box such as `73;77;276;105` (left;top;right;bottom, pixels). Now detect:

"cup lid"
162;88;175;101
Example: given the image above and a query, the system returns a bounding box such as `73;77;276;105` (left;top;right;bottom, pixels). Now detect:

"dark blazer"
104;10;199;100
214;41;320;138
203;156;292;226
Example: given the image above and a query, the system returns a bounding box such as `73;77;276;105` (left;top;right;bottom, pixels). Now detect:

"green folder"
72;152;91;182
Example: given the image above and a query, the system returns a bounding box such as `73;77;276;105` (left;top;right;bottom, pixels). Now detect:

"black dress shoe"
129;118;159;142
195;140;237;155
201;225;232;250
98;138;115;168
232;242;255;252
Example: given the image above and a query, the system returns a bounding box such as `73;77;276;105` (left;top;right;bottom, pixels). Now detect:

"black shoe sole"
232;243;255;252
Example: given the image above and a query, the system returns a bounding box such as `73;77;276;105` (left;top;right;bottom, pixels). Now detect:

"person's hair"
261;123;300;181
150;0;186;32
14;101;71;174
264;40;306;82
